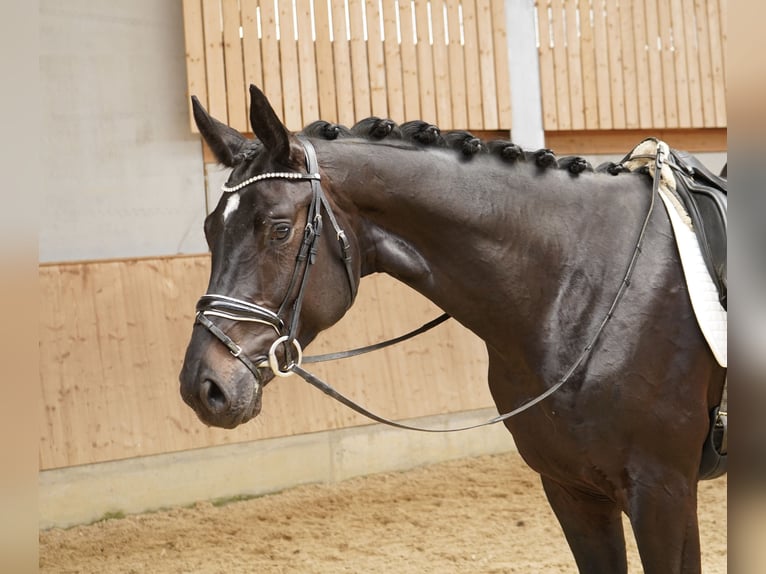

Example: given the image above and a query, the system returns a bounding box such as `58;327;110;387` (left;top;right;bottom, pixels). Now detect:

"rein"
195;139;662;433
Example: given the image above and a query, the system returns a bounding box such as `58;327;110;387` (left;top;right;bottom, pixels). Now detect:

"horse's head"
180;86;359;428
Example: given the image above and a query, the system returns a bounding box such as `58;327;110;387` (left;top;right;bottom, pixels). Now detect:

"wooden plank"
592;0;612;129
631;0;652;129
564;0;584;130
643;0;665;127
681;0;703;126
604;0;625;128
278;0;302;129
461;0;484;128
201;0;229;123
259;0;284;120
578;0;599;130
693;0;715;127
669;0;691;127
431;0;452;127
545;127;727;154
490;0;511;129
348;0;372;121
222;0;247;131
657;0;679;128
331;0;355;126
314;0;338;122
182;0;207;132
382;0;405;121
550;0;571;130
718;0;727;81
706;0;726;126
414;0;437;123
241;0;264;107
475;0;499;128
365;0;389;119
445;0;468;128
536;1;558;130
398;0;421;120
296;0;320;125
618;0;639;128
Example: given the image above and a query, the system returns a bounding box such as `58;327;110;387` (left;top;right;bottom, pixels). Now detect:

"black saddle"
667;149;727;309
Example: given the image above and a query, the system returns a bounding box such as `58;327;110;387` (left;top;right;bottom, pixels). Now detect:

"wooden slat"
222;0;247;131
382;0;405;122
398;0;421;120
462;0;484;128
296;0;320;125
592;0;612;129
490;0;511;129
201;0;228;122
331;0;355;126
445;0;468;128
631;0;652;129
550;0;571;130
605;0;625;128
182;0;207;132
656;0;679;128
431;0;452;127
348;0;372;120
414;0;436;123
241;0;264;105
618;0;639;128
537;1;558;130
643;0;666;127
366;0;389;119
314;0;338;122
564;0;584;130
278;0;302;130
681;0;703;126
706;0;726;126
669;0;691;127
475;0;499;128
578;0;599;130
259;0;284;120
693;0;715;127
718;0;727;81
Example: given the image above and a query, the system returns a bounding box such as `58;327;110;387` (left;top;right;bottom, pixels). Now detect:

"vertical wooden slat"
445;0;467;128
398;0;421;120
462;0;484;128
579;0;600;130
278;0;302;129
718;0;727;81
202;0;228;123
656;0;679;128
644;0;665;127
431;0;452;127
592;0;612;129
475;0;498;128
182;0;207;132
222;0;247;131
314;0;338;122
490;0;511;129
605;0;625;128
382;0;405;121
414;1;436;123
550;0;571;130
706;0;726;126
366;0;389;119
693;0;715;127
331;0;355;126
241;0;264;103
348;0;372;120
564;0;584;130
670;0;691;127
259;0;284;120
296;0;320;125
681;0;703;126
618;0;639;128
537;1;557;131
631;0;652;129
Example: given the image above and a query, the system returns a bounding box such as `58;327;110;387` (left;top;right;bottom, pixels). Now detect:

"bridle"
195;135;356;392
194;136;661;433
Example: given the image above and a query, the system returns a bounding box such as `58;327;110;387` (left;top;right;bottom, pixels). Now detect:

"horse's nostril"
200;379;229;414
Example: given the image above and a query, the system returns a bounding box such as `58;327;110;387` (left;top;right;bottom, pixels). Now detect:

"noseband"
195;136;356;392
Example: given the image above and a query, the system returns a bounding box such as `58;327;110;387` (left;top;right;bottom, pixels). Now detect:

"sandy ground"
40;452;727;573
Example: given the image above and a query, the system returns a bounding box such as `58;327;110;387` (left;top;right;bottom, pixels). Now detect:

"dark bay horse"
179;85;726;573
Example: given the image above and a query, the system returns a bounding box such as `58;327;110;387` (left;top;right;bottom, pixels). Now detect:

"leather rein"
195;137;661;432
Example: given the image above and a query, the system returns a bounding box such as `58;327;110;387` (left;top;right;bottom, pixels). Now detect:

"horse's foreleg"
540;475;628;574
627;483;701;574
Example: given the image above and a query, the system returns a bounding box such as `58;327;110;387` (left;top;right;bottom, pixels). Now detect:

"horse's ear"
249;84;294;165
191;96;248;167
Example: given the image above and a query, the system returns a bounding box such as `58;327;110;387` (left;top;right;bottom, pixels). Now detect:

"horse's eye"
270;223;292;242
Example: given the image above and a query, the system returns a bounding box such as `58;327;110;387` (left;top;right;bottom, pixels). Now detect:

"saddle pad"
658;187;728;367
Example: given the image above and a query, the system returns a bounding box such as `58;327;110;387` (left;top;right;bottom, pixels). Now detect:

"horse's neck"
324;141;645;351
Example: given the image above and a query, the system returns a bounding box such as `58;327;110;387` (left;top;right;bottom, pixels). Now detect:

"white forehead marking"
223;193;240;221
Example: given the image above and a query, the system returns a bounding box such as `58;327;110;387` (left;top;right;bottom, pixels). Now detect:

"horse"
179;85;726;573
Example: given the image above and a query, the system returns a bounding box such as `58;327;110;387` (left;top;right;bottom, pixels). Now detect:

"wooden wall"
39;256;491;470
